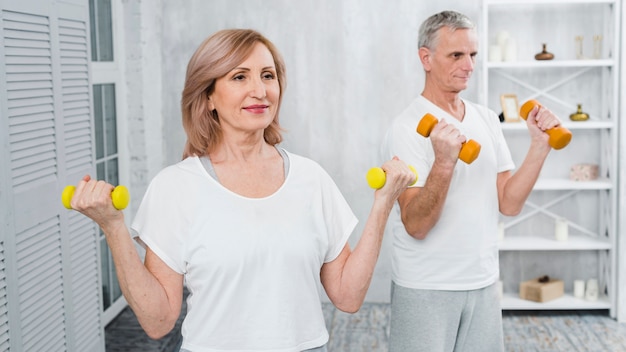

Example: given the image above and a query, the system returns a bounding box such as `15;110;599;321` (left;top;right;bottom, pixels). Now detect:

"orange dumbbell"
416;113;481;164
519;100;572;150
61;184;130;210
366;165;418;189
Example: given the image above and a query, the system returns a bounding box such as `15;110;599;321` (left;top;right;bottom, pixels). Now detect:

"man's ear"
418;47;431;71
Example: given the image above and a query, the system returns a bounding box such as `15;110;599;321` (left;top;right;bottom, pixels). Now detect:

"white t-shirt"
382;95;515;291
131;150;357;352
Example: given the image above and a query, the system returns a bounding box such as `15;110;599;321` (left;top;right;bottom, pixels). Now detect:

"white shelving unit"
481;0;620;317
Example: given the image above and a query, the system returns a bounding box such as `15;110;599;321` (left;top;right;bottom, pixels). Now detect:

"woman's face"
208;42;280;137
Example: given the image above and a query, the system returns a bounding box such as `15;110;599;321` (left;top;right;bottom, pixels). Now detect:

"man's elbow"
334;299;363;314
500;204;523;217
140;318;177;340
402;220;429;240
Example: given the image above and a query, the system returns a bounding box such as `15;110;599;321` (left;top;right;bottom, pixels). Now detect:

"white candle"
496;31;510;47
555;218;568;241
573;280;585;299
585;279;599;301
489;45;502;62
503;40;517;62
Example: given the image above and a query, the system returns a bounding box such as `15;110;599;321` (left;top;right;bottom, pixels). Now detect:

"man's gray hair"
418;10;475;49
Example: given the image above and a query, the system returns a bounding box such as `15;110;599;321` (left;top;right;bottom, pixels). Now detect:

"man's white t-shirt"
383;95;515;291
131;150;357;352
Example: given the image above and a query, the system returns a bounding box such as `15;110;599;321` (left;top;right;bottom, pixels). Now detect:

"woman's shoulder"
150;156;205;184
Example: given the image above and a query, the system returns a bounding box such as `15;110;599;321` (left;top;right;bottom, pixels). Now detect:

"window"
89;0;126;323
93;84;122;310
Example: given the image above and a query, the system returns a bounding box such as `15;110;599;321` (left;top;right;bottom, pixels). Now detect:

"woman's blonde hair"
181;29;286;158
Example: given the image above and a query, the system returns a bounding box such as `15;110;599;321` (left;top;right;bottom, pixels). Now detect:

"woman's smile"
244;104;269;114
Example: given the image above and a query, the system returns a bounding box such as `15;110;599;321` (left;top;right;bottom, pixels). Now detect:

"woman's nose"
249;77;266;98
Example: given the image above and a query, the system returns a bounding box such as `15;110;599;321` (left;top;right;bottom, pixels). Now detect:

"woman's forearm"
100;220;182;338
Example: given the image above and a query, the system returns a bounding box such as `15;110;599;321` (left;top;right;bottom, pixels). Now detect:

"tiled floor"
106;302;626;351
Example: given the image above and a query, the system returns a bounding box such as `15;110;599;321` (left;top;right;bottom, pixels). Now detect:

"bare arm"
397;118;463;240
71;176;183;339
497;105;556;215
319;158;415;313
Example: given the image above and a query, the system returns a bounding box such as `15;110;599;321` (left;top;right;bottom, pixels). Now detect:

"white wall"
147;0;481;302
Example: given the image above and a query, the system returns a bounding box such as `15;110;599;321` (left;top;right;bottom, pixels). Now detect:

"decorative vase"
569;104;589;121
535;43;554;60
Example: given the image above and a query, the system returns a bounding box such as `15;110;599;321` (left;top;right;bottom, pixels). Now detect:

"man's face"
423;27;478;94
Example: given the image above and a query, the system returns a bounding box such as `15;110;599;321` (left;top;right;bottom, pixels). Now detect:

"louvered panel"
3;46;51;58
6;69;52;81
60;17;92;179
61;56;87;71
62;85;87;96
15;217;65;351
10;151;56;174
62;78;89;89
5;77;53;90
63;98;89;111
4;11;57;193
7;87;53;100
7;103;53;118
8;95;53;108
5;55;51;65
4;26;49;40
0;243;8;352
6;63;52;74
63;91;89;103
7;113;54;133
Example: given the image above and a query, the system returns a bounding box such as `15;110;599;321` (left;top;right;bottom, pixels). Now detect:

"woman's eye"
263;72;275;80
233;74;245;81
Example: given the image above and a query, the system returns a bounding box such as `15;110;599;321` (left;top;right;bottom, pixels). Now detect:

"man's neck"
421;88;465;121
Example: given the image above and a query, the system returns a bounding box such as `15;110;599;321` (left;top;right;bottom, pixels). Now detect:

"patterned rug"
105;302;626;351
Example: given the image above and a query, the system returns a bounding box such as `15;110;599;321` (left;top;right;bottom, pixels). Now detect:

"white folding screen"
0;0;104;350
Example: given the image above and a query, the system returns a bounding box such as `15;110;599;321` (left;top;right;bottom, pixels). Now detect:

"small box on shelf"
519;275;564;303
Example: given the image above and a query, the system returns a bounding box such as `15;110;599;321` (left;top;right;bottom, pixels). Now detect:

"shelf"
500;120;614;130
499;235;610;251
486;59;615;69
501;293;611;310
484;0;619;318
533;178;611;190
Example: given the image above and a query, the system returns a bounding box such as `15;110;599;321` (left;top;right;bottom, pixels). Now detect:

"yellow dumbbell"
61;185;130;210
519;99;572;150
366;165;418;189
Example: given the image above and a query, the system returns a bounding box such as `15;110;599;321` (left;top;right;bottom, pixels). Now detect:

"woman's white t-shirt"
131;150;357;352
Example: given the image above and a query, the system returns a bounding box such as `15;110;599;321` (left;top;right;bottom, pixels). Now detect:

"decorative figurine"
569;104;589;121
593;35;602;59
575;36;584;59
535;43;554;60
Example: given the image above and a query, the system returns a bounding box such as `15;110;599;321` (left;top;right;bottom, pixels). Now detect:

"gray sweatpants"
389;281;504;352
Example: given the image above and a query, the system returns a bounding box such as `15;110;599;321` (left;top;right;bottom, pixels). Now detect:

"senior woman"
69;29;414;351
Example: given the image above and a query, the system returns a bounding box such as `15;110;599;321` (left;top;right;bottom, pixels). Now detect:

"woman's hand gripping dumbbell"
62;176;129;210
416;113;481;164
366;164;418;189
519;99;572;150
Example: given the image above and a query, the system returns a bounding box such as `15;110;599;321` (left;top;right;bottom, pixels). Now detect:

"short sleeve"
131;166;188;274
316;165;358;263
